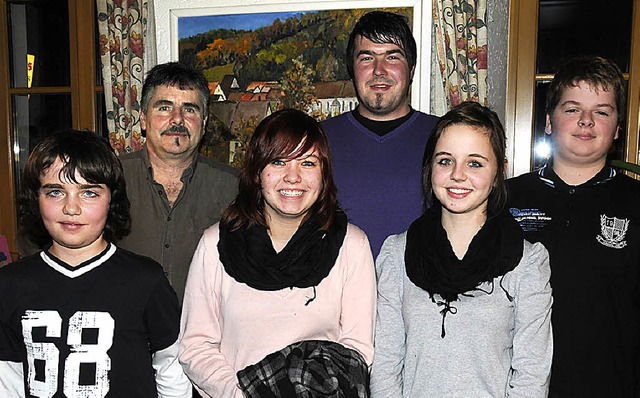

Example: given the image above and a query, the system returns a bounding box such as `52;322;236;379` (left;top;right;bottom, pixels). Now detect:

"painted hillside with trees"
178;7;412;167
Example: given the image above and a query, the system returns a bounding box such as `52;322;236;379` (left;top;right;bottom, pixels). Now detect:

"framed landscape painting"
154;0;431;166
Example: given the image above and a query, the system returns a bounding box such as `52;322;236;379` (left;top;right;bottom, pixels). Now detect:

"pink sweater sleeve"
336;226;377;365
178;226;243;398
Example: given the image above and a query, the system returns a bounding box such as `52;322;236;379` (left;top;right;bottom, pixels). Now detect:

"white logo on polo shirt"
597;215;629;249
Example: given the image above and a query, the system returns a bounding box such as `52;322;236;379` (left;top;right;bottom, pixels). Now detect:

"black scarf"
405;206;524;337
218;212;348;294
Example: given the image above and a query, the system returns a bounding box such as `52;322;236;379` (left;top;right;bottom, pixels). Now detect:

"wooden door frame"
0;0;99;260
505;0;539;177
627;0;640;167
0;1;18;261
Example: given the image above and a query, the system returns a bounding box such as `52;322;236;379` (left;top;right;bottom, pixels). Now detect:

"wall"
487;0;510;124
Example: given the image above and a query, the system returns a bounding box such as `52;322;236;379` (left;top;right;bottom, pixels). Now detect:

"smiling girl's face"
260;146;322;228
431;125;498;220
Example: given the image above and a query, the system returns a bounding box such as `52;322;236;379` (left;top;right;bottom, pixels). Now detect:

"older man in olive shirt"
118;148;237;302
118;62;238;302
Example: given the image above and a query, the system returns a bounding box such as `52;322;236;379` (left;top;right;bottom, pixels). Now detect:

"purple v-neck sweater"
323;111;438;257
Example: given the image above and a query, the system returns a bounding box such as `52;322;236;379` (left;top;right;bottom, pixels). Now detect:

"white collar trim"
40;243;117;278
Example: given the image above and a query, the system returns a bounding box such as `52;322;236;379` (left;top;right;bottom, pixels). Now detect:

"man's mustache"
366;78;395;86
161;125;190;136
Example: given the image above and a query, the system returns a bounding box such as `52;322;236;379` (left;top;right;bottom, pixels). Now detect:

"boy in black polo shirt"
508;56;640;397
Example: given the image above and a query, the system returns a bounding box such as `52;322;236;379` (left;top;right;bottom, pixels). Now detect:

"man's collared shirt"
118;147;238;302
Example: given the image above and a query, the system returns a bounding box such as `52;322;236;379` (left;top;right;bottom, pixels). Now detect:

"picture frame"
154;0;432;113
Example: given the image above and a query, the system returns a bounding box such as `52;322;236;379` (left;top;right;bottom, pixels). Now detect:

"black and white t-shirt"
0;244;181;397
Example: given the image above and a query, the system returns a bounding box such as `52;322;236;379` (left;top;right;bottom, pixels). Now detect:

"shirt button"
568;188;575;194
164;243;170;248
157;190;163;196
565;220;570;227
167;216;171;221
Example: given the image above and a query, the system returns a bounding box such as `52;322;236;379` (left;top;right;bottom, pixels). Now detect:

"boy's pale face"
39;158;111;264
547;81;620;169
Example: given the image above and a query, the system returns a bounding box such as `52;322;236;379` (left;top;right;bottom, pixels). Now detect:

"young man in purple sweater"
322;11;438;257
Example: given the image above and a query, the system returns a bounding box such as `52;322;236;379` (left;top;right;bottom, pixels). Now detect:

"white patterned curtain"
433;0;488;110
96;0;148;154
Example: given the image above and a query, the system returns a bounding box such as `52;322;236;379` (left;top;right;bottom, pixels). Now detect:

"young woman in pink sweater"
179;109;376;397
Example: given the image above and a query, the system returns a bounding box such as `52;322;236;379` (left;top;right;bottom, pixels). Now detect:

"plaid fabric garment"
237;340;369;397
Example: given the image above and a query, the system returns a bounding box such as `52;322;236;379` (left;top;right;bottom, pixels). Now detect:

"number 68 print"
21;310;115;398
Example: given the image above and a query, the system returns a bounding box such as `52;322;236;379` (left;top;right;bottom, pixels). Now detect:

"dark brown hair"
346;11;416;82
422;102;507;218
221;109;339;231
141;62;210;120
19;130;130;247
546;55;626;126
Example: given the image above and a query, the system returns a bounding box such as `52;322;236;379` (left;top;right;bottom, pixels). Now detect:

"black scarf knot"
405;205;524;337
435;298;458;338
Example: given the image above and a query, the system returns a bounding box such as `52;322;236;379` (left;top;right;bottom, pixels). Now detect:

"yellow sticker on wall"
27;54;34;88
